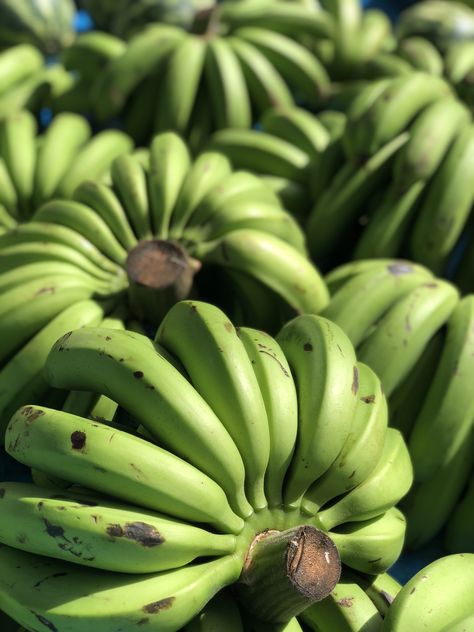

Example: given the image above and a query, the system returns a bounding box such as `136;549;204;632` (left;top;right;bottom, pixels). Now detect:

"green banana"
313;428;413;530
0;545;241;632
382;554;474;631
276;314;358;506
302;361;388;515
156;300;270;510
237;327;298;508
6;405;244;534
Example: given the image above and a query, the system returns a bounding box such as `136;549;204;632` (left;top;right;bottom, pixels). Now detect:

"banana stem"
237;526;341;623
125;239;201;326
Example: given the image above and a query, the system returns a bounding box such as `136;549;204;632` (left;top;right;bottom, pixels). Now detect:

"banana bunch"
323;258;474;549
0;109;134;228
55;1;333;146
306;72;474;286
0;301;412;630
0;44;62;119
382;554;474;631
207;105;339;220
0;130;328;440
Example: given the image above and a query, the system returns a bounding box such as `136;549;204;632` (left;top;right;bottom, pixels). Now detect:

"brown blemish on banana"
338;597;354;608
35;286;55;296
303;342;313;351
352;366;359;395
142;597;175;614
21;406;45;421
56;331;72;351
137;619;149;626
224;322;233;332
106;522;165;547
134;371;144;379
44;519;66;539
369;557;382;564
71;431;86;450
360;394;376;404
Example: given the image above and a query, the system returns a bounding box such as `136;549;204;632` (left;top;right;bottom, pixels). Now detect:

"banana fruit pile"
0;0;472;629
0;302;411;630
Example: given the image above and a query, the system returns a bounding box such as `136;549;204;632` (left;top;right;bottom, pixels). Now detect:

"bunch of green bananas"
54;0;333;145
0;300;412;630
382;554;474;631
322;258;474;549
0;109;134;229
305;73;474;282
0;129;328;438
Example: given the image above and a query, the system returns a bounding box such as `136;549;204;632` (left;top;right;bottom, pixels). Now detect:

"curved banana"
204;36;252;131
156;300;270;510
0;482;236;573
328;508;406;575
33;113;92;208
410;123;474;273
276;314;358;507
237;327;298;508
302;361;388;515
357;279;459;396
234;26;330;105
382;554;474;632
192;229;329;317
154;35;207;135
0;545;241;632
408;295;474;482
109;153;152;240
227;36;294;113
147;132;191;238
6;405;244;534
314;428;413;531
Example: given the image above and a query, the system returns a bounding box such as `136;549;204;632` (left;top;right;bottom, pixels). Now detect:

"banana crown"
0;300;411;630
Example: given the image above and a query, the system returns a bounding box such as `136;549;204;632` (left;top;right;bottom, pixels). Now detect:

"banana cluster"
306;73;474;286
323;258;474;549
0;109;133;230
54;1;333;146
0;130;328;440
0;301;412;630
